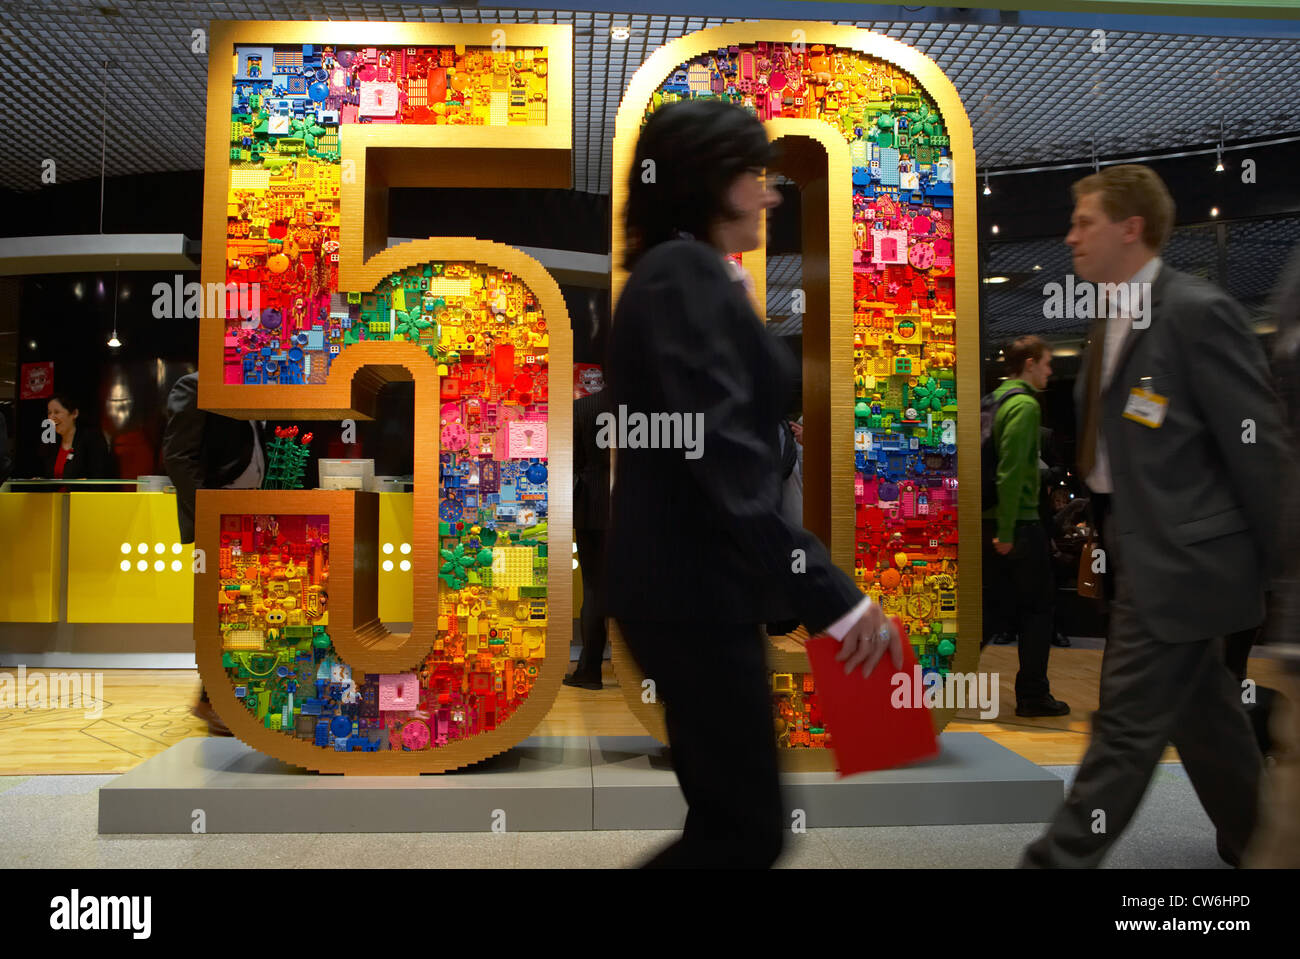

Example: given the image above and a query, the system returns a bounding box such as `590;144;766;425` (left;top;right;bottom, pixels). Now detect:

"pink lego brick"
507;420;547;459
378;673;420;711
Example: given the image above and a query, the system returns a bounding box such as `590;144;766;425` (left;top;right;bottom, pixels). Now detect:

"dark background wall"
6;136;1299;481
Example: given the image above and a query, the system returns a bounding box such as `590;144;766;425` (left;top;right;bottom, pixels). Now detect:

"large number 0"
194;22;573;773
609;23;980;766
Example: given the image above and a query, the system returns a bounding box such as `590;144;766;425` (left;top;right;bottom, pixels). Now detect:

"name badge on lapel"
1122;379;1168;428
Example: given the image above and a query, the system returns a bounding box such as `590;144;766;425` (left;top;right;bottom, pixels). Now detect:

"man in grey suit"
1022;164;1288;868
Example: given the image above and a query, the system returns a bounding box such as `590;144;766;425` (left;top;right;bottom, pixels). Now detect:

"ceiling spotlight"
1215;120;1225;173
27;339;38;351
1210;207;1219;218
611;26;631;41
983;170;991;196
107;270;122;348
982;275;1010;284
1032;264;1042;271
991;224;1000;235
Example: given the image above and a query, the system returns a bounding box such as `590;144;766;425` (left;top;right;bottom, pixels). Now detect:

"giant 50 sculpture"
195;19;977;774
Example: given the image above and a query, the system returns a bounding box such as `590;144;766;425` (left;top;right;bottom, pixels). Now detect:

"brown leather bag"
1077;533;1102;599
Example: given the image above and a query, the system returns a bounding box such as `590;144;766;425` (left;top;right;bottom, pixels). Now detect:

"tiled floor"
0;763;1232;868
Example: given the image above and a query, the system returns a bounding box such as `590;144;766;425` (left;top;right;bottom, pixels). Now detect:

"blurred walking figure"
1244;244;1300;868
1022;165;1287;867
163;372;265;737
564;385;613;690
606;100;900;868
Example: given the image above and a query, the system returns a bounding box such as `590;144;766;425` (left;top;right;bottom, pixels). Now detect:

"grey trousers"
1022;571;1262;867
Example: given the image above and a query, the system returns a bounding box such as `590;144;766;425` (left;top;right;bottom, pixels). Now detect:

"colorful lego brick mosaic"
223;43;550;385
647;41;959;744
219;506;548;753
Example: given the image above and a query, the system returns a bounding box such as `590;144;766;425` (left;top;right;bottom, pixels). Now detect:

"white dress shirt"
825;594;875;640
1085;256;1162;494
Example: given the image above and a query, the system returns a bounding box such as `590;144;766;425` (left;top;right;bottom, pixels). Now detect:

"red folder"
804;615;940;776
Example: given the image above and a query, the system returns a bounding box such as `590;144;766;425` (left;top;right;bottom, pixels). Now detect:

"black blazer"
39;423;112;480
604;239;861;632
573;388;613;531
163;373;260;543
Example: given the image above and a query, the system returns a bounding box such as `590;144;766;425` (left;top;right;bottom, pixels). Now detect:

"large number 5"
194;22;573;773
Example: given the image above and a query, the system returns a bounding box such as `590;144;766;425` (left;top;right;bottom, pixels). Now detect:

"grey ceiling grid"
982;217;1300;339
6;2;1300;196
766;251;802;335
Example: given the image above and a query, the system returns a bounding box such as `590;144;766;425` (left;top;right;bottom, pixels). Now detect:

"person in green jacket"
982;335;1070;717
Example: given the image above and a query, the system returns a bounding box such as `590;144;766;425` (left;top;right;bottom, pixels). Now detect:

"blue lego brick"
879;147;901;186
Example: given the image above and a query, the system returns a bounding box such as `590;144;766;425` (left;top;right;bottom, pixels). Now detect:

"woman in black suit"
39;393;111;480
606;100;901;868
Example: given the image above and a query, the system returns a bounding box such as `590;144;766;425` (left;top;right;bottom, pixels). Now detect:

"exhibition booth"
0;2;1294;880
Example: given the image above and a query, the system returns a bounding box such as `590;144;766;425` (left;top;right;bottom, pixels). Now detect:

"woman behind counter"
38;393;112;480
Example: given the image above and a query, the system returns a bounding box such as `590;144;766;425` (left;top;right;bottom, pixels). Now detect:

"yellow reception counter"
0;491;448;666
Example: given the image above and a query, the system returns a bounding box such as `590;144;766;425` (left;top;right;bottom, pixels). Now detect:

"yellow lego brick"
224;628;266;650
492;547;536;589
427;277;473;297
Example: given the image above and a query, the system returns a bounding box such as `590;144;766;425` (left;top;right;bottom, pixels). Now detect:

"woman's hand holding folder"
834;601;905;678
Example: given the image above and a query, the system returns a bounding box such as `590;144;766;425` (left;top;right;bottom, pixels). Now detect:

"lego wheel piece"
401;719;430;750
441;423;469;451
908;240;935;270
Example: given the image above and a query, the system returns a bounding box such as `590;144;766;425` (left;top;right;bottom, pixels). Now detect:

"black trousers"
982;519;1055;701
618;619;785;868
573;528;608;681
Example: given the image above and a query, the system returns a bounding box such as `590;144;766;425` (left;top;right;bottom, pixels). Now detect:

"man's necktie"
1076;317;1106;478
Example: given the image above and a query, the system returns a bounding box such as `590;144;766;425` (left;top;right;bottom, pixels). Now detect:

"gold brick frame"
194;22;573;773
607;21;980;767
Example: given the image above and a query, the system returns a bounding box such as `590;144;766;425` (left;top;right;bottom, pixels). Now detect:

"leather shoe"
562;673;602;691
992;632;1017;645
191;697;234;736
1016;695;1071;717
1216;835;1243;868
1052;632;1071;647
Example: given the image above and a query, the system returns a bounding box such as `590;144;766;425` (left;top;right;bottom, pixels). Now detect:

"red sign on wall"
20;362;53;400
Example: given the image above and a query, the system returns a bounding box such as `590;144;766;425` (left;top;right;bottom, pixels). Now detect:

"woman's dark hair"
47;392;81;415
623;99;774;270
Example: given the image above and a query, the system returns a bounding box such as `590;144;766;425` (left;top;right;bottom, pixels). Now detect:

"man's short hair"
1005;335;1050;376
1071;164;1175;250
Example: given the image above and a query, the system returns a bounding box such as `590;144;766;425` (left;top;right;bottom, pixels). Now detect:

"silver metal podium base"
97;733;1063;834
